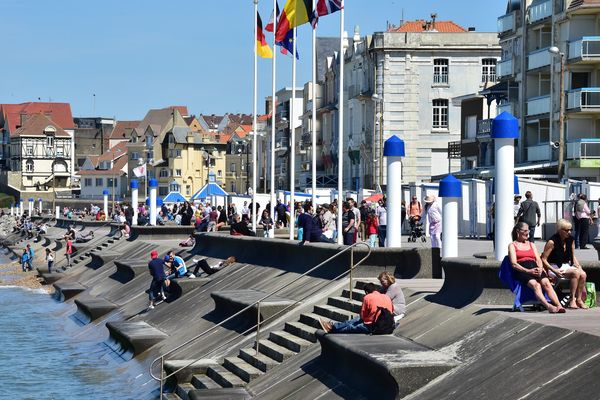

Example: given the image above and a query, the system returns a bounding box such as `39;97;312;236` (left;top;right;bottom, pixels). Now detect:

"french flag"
309;0;343;28
265;2;280;33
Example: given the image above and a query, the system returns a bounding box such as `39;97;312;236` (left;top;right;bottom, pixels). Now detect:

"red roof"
169;106;189;117
77;155;128;176
12;113;71;138
0;102;74;134
109;120;139;140
97;141;128;162
389;20;467;33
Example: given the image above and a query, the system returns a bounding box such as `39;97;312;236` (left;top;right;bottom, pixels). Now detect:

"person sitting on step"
191;256;237;276
378;271;406;325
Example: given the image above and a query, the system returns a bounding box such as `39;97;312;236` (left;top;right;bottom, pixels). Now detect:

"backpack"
370;306;395;335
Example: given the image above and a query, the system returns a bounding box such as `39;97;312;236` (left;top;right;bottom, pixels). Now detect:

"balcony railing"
433;74;449;84
567;88;600;110
528;47;552;70
529;0;552;24
527;144;552;162
527;95;551;115
497;59;514;77
481;74;498;84
567;139;600;159
568;37;600;60
498;102;515;116
477;119;492;137
498;12;516;33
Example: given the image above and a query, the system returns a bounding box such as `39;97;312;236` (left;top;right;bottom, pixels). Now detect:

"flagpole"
311;0;317;208
336;0;345;245
270;0;277;238
289;26;297;241
252;0;258;231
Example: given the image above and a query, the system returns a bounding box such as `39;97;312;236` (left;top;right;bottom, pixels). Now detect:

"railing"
567;139;600;159
477;119;492;138
568;37;600;60
567;88;600;110
498;12;516;33
529;0;552;24
150;241;372;398
433;74;449;84
528;47;551;70
526;95;551;116
497;59;513;77
527;143;552;162
481;74;498;84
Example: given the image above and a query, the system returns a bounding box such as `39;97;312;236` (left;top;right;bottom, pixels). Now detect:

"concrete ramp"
53;282;86;301
74;297;117;322
107;321;168;356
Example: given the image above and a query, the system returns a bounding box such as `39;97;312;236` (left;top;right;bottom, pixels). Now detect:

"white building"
78;142;128;200
9;114;73;191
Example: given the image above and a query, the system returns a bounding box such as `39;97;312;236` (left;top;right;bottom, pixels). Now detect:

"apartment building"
496;0;600;180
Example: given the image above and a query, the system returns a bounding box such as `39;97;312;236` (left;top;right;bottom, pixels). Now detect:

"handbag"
584;282;596;308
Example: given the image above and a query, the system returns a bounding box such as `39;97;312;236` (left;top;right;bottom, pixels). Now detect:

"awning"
191;182;228;200
163;191;186;204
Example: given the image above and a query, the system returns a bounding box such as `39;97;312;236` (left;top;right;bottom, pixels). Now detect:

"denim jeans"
148;278;167;302
48;260;54;274
368;234;378;248
331;316;370;334
378;225;387;247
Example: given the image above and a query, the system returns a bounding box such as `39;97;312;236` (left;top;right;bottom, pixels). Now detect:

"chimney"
430;13;437;31
468;27;476;31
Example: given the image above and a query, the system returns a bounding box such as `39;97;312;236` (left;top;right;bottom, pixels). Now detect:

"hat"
150;250;158;259
514;194;522;199
424;195;435;204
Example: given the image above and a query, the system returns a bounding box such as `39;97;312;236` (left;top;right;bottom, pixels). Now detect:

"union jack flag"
309;0;343;29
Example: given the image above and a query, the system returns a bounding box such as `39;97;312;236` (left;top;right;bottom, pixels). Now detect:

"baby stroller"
408;220;426;243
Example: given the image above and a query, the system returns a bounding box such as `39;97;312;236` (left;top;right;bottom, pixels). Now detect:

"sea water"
0;254;152;400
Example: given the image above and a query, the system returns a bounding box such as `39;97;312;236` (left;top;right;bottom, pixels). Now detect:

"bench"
316;332;459;399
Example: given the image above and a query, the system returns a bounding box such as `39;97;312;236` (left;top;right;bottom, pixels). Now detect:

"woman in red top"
508;222;565;313
366;210;379;248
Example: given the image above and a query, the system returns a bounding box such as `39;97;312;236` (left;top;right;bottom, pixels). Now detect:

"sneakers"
160;293;167;301
319;318;333;333
192;258;199;264
148;303;155;310
188;274;196;279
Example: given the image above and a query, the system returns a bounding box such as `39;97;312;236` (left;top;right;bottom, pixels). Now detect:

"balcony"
567;139;600;161
498;102;515;116
527;95;551;116
498;12;516;34
527;144;552;162
527;48;552;70
477;119;492;138
497;59;514;77
433;74;449;85
568;37;600;61
567;88;600;112
529;0;552;24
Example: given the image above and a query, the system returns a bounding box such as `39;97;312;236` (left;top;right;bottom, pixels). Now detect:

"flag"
277;28;299;59
257;11;273;58
133;163;146;178
309;0;343;28
265;2;280;32
275;0;312;42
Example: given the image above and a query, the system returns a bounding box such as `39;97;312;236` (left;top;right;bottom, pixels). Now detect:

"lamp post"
549;46;566;182
372;93;384;188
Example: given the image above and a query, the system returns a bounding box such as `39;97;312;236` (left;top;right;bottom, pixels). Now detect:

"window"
95;178;103;187
46;136;54;147
432;99;449;129
175;149;182;157
230;163;236;173
146;135;153;147
26;145;33;156
159;187;169;196
159;168;169;178
25;159;34;173
210;159;216;167
195;170;200;177
433;59;449;84
170;182;180;192
186;185;191;196
84;178;92;186
217;170;222;178
107;178;115;187
175;169;182;177
131;152;139;160
56;145;64;157
482;58;497;83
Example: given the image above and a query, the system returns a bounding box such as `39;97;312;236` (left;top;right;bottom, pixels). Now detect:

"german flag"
257;11;273;58
275;0;312;42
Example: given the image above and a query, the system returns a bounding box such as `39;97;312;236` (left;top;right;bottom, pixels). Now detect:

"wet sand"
0;260;50;292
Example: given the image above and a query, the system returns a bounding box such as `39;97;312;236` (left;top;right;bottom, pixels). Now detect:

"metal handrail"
149;241;372;397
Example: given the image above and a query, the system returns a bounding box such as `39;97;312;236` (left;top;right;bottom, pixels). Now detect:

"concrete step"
101;242;109;247
238;348;280;372
341;288;366;302
107;239;115;244
313;304;355;321
253;339;295;363
191;374;221;389
176;383;195;400
223;357;263;383
207;365;246;388
162;393;181;400
328;296;362;313
284;321;318;343
268;330;312;353
299;312;344;329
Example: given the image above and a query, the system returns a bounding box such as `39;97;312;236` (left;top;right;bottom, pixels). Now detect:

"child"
65;238;73;267
366;210;379;249
46;248;55;273
21;248;30;272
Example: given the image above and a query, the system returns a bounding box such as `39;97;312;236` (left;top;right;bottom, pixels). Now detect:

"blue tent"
163;191;186;204
191;182;228;201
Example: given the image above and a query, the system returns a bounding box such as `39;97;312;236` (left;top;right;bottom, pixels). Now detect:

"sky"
1;0;507;121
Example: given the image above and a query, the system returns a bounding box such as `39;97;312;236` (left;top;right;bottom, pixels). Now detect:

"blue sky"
1;0;507;120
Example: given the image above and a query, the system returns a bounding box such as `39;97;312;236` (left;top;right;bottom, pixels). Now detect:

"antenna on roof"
400;9;404;27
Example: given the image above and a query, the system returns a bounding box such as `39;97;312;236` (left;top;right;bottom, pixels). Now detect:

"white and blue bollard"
55;205;60;220
492;112;519;261
38;198;43;215
130;179;139;226
10;204;14;216
19;199;24;216
28;198;34;216
384;135;405;248
103;189;109;218
439;174;462;258
149;179;158;226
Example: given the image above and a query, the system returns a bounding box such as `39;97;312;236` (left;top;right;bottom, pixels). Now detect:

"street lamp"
548;46;566;181
372;93;384;188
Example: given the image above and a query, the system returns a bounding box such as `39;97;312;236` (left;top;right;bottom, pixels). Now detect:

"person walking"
574;193;592;249
65;238;73;267
516;191;541;243
376;199;387;247
147;250;168;310
424;195;442;249
341;201;356;246
20;248;30;272
25;244;34;271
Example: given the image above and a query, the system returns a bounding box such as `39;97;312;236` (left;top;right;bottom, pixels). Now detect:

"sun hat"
424;195;435;203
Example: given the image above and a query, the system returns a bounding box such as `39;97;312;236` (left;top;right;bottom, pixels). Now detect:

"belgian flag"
257;11;273;59
275;0;312;42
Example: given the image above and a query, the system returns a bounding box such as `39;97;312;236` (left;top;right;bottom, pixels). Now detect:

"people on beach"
147;250;168;310
46;248;55;273
508;222;565;313
541;219;588;309
21;248;30;272
378;271;406;323
25;244;34;271
516;191;541;243
319;282;394;334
